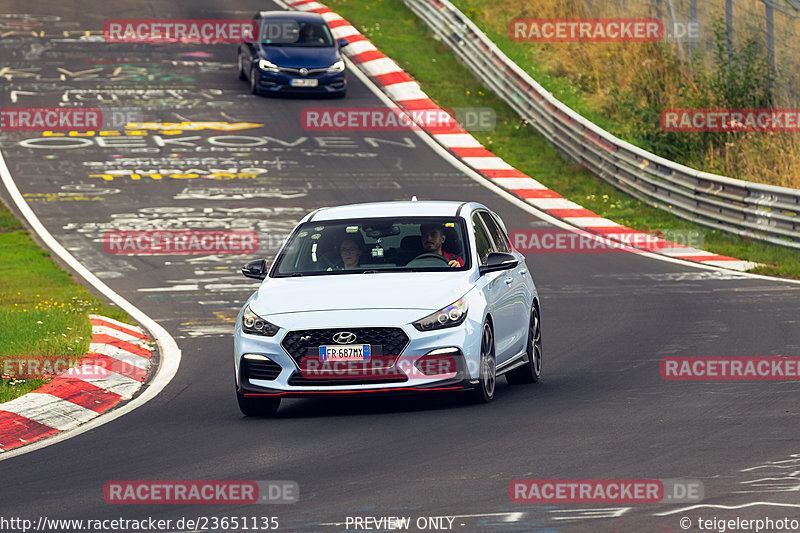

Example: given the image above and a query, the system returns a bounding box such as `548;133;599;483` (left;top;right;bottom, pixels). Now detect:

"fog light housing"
414;348;461;376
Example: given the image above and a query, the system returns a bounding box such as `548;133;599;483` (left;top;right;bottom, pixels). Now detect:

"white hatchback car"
234;201;542;415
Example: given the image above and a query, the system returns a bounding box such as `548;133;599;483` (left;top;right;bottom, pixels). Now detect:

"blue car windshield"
272;218;471;276
261;20;334;47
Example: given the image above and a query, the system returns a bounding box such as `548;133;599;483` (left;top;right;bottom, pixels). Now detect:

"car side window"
479;212;511;253
471;214;493;265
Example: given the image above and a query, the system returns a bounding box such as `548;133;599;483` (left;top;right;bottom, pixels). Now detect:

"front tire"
237;389;280;416
237;53;247;80
506;303;542;384
463;321;496;403
249;66;260;95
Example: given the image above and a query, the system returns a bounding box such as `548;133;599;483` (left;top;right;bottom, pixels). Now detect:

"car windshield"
261;20;334;47
272;217;470;276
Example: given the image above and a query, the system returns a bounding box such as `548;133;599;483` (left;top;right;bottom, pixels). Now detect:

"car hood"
259;45;339;69
250;272;474;316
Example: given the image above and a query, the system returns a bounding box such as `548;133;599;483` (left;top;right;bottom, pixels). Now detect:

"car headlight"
413;297;468;332
327;60;345;73
258;59;280;72
242;305;279;336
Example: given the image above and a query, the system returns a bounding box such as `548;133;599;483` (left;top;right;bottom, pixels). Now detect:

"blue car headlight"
327;60;345;73
242;305;279;336
258;59;280;72
413;297;468;332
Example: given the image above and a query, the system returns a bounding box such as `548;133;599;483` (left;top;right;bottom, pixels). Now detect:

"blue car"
237;11;348;96
234;201;542;415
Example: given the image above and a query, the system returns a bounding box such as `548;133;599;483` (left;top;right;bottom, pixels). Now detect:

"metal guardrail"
404;0;800;249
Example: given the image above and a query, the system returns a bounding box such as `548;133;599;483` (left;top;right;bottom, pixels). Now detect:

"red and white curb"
284;0;758;271
0;315;154;453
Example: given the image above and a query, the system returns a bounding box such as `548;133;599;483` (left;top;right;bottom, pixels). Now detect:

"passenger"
339;237;363;269
328;234;365;270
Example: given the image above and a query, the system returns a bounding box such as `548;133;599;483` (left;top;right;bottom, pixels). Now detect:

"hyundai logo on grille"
332;332;357;344
299;67;309;76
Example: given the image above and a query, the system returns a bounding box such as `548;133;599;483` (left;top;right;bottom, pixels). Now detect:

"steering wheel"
407;253;451;266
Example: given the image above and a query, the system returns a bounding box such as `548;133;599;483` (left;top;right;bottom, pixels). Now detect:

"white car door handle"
519;269;527;275
504;277;513;285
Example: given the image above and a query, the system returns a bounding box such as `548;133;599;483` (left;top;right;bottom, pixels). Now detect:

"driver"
298;24;324;44
420;223;463;267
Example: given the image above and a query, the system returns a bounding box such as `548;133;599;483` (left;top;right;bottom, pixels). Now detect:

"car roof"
256;11;324;22
305;201;486;222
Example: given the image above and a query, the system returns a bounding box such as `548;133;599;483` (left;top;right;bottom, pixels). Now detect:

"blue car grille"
278;66;329;76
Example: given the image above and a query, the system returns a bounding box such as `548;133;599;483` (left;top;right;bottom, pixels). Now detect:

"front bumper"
254;68;346;94
234;309;483;394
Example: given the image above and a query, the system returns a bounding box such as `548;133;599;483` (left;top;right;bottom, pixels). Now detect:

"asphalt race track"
1;1;799;532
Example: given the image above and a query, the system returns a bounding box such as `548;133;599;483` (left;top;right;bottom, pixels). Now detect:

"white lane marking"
655;501;800;516
741;455;800;471
462;157;515;170
344;40;377;55
699;260;761;270
491;177;548;190
550;508;630;520
654;247;700;255
565;217;623;228
76;367;142;399
433;133;484;148
0;393;98;431
138;284;200;292
331;26;360;40
384;81;428;101
525;198;584;210
293;1;324;10
320;12;342;23
356;57;403;77
736;476;800;493
0;138;182;462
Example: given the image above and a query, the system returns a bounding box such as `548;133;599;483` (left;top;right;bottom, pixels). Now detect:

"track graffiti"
62;206;305;238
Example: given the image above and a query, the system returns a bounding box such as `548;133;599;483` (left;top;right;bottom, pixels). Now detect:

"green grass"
0;201;129;403
328;0;800;278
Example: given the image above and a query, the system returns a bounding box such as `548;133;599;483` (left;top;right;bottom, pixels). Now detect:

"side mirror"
241;259;268;280
338;38;350;48
479;252;519;275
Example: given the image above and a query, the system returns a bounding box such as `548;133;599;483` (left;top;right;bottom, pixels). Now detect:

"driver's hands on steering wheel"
408;252;460;267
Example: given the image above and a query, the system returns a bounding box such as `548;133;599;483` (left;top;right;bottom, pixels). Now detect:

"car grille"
281;327;410;362
242;358;282;381
278;66;328;76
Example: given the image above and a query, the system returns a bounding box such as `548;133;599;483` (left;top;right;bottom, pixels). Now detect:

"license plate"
290;78;318;87
319;344;371;361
